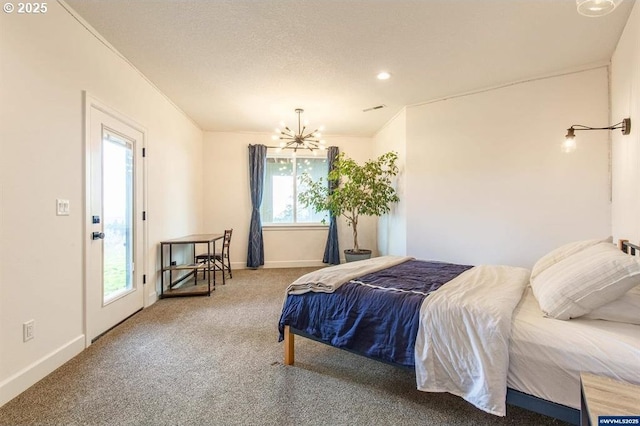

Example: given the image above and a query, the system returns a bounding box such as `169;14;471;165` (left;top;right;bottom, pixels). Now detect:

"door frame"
83;92;148;348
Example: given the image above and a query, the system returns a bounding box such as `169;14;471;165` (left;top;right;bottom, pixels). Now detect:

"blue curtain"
323;146;340;264
247;144;267;268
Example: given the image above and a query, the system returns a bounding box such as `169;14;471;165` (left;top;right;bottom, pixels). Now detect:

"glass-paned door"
86;101;145;344
102;132;134;303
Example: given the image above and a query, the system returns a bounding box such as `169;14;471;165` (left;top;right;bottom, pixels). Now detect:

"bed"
278;239;640;425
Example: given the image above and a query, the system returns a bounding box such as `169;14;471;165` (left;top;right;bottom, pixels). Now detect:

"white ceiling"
63;0;635;137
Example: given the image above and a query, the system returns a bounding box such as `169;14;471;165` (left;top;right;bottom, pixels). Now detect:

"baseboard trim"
230;260;339;269
0;335;85;407
262;260;328;268
146;290;158;307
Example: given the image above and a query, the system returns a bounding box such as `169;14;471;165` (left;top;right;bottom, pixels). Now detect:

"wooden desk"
160;233;224;298
580;373;640;426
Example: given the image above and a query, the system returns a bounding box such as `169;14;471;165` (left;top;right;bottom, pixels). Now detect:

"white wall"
405;68;612;268
0;2;203;406
373;109;407;256
611;1;640;244
202;132;374;267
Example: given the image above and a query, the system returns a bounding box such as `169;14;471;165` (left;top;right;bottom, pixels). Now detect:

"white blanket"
414;265;530;416
286;255;413;295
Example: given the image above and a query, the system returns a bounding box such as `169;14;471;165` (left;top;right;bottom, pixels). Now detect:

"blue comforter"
278;260;472;367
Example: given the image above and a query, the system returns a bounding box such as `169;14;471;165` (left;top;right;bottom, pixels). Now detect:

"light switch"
56;199;70;216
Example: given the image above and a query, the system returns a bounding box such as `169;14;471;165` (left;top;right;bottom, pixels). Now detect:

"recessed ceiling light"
576;0;621;17
377;72;391;80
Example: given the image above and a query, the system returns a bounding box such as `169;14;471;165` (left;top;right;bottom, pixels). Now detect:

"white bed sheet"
507;287;640;409
415;265;530;416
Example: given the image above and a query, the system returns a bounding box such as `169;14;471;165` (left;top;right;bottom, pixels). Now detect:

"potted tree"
298;151;400;262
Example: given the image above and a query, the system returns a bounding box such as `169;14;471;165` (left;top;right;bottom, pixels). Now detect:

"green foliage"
298;151;400;252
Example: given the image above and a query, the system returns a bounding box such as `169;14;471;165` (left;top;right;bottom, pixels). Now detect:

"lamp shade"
576;0;623;17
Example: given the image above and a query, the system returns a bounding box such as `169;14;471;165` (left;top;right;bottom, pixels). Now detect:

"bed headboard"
618;239;640;256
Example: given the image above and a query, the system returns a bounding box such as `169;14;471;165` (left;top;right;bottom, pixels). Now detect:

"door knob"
92;232;105;240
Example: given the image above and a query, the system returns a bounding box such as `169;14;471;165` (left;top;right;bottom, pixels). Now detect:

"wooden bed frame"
282;239;640;426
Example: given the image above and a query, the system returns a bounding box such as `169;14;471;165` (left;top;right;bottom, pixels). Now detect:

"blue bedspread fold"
278;260;472;367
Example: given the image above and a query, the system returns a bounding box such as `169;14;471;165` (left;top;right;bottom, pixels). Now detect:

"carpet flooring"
0;267;570;425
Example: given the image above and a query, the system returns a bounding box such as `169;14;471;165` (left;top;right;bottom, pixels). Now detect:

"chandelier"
273;108;326;155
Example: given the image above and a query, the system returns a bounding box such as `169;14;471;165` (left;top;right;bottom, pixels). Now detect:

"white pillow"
531;242;640;320
530;237;611;281
582;285;640;325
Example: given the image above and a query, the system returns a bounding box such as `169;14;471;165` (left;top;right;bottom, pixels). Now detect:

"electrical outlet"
23;320;34;342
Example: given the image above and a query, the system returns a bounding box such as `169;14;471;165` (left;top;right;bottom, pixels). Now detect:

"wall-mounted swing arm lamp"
562;118;631;153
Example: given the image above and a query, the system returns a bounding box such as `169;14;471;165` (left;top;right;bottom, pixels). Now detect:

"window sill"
263;223;328;231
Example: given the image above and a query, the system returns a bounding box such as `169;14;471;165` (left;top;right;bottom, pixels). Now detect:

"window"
261;153;329;225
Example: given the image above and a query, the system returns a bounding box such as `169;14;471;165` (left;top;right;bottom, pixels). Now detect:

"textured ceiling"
63;0;635;137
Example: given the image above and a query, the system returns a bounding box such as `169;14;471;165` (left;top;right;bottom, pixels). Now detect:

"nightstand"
580;373;640;426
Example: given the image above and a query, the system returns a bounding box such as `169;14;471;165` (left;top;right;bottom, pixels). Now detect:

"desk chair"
195;229;233;285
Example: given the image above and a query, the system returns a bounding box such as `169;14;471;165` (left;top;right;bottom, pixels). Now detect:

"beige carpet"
0;267;569;425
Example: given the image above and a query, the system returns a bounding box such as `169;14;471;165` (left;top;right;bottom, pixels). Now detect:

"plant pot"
344;249;372;262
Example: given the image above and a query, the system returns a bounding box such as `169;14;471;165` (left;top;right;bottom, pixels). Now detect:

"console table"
160;233;224;298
